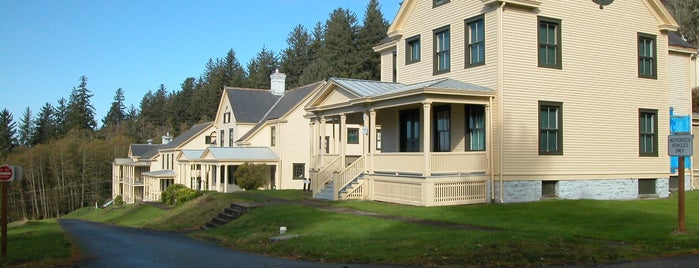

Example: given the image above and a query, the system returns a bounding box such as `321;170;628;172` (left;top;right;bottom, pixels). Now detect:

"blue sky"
0;0;401;126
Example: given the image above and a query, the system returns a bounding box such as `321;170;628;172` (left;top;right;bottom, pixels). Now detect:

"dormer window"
205;131;217;145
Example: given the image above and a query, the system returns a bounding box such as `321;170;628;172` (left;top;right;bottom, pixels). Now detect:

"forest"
0;0;697;222
0;0;389;222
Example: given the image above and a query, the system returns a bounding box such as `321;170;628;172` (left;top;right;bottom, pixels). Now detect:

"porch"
305;78;495;206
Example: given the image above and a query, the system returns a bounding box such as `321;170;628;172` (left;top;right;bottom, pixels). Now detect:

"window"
434;106;450;152
433;0;449;7
223;111;231;123
539;101;562;155
271;126;276;147
638;179;657;195
406;35;421;64
292;163;305;180
205;131;217;145
639;109;657;156
538;17;561;69
465;15;485;67
220;130;225;147
392;51;397;83
347;128;359;144
400;109;420;152
542;181;557;198
434;26;451;74
228;128;234;147
376;129;382;150
638;33;657;79
466;105;485;151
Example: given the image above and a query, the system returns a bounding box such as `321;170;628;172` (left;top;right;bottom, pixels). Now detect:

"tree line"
0;1;389;222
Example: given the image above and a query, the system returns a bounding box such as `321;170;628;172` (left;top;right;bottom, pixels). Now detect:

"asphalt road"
59;219;405;268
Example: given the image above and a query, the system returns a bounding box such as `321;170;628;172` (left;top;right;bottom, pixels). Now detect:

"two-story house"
307;0;694;205
113;143;160;203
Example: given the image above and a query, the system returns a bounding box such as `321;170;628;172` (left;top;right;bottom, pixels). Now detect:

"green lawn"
19;190;699;267
1;219;74;267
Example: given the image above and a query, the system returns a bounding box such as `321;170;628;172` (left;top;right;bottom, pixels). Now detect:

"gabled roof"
140;145;162;160
130;144;159;157
161;121;213;150
331;78;404;97
225;88;282;123
179;149;205;161
202;147;278;161
238;82;324;142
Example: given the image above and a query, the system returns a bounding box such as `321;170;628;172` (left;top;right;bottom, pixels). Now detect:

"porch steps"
202;203;250;230
339;177;364;199
315;182;335;200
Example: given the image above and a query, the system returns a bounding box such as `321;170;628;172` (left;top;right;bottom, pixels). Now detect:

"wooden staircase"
202;203;250;229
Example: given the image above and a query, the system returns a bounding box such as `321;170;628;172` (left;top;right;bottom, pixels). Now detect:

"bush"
234;162;267;190
161;184;201;206
114;195;124;206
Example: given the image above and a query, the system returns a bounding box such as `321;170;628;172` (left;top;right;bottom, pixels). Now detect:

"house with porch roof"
307;0;697;205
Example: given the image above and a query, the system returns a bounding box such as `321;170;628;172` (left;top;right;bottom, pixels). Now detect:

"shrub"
161;184;201;206
114;195;124;206
234;162;267;190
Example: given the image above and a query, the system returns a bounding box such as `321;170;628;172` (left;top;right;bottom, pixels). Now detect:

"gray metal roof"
238;82;322;141
142;170;176;178
130;144;159;157
161;122;212;150
180;149;205;160
114;158;133;165
139;146;162;160
329;78;493;99
204;147;278;161
225;88;281;123
330;78;403;97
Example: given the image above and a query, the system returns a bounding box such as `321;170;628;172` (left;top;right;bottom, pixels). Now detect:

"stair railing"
311;155;343;195
333;155;365;200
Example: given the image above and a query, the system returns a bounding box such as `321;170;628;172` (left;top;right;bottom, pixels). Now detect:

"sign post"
668;133;693;233
0;164;14;257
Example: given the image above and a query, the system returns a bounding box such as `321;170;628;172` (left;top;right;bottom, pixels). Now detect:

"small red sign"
0;165;12;181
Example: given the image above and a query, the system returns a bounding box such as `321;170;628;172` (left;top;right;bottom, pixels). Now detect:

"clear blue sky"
0;0;401;126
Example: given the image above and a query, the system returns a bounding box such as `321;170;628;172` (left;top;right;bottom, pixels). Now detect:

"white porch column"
309;119;316;169
362;110;369;170
223;164;229;193
369;109;376;174
320;116;327;167
422;101;432;176
340;114;347;167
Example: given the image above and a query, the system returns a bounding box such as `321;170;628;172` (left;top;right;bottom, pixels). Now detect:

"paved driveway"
60;219;404;268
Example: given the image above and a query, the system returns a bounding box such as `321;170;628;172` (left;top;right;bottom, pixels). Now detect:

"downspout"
498;1;506;203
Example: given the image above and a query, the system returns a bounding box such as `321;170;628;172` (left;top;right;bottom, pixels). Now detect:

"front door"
400;109;420;152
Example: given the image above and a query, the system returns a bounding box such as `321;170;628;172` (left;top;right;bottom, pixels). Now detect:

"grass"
27;190;699;267
1;219;75;267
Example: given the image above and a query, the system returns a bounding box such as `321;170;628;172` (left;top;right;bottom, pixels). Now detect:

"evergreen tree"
280;24;312;88
221;49;247;87
65;75;97;131
245;46;279;89
0;109;16;158
299;22;330;84
55;98;68;136
171;77;198;131
355;0;389;80
32;103;57;145
103;88;127;128
18;107;33;147
320;8;360;78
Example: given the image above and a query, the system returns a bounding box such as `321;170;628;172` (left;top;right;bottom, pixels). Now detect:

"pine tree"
55;98;68;136
321;8;360;78
65;75;97;131
18;107;33;148
0;109;16;158
32;103;56;145
280;24;312;88
355;0;389;80
103;88;127;128
245;46;279;89
299;22;329;84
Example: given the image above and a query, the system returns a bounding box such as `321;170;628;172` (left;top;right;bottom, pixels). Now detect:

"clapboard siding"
499;0;670;179
669;53;691;116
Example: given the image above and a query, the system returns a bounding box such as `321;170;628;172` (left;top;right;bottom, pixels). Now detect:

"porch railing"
373;152;487;175
333;155;365;200
311;155;343;195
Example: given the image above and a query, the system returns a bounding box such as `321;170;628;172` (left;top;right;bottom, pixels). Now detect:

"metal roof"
130;144;159;157
669;31;697;49
330;78;403;97
114;158;133;165
180;150;205;160
205;147;279;161
142;170;176;178
397;78;493;93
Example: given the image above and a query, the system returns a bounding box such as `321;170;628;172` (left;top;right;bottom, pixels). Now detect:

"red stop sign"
0;165;12;181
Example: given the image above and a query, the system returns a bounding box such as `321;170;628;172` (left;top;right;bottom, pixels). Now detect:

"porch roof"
180;149;205;161
114;158;132;165
142;170;176;178
330;77;493;99
202;147;279;161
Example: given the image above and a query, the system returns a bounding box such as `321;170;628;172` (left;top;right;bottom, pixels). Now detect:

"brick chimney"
270;69;286;95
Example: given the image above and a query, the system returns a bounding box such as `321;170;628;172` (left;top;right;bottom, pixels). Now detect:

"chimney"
147;139;153;145
162;132;172;144
270;69;286;95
